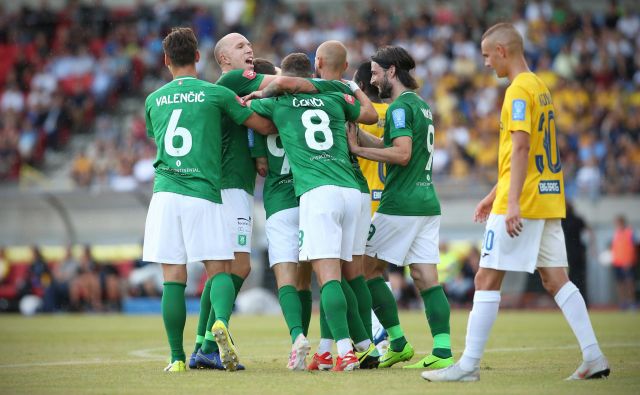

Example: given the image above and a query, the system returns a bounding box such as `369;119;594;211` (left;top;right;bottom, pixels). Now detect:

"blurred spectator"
18;246;51;300
611;215;638;310
444;247;480;305
0;247;8;285
43;245;79;312
71;150;93;187
71;245;102;311
562;202;594;304
128;258;162;297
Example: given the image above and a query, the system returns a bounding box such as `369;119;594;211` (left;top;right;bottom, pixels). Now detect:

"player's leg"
142;192;188;372
365;213;414;367
300;186;360;371
423;213;537;382
537;220;609;380
296;261;313;337
403;216;453;369
222;188;254;299
190;276;212;368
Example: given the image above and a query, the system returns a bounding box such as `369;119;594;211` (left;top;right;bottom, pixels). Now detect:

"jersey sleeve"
217;69;265;96
250;132;267;158
388;102;413;140
310;79;351;95
249;98;275;119
503;84;533;135
341;93;361;122
144;97;153;138
215;85;254;126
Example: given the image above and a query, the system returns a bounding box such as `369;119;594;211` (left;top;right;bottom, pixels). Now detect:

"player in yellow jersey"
423;23;609;383
353;61;388;215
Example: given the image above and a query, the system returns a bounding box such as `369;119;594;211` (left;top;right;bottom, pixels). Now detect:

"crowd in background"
0;0;639;197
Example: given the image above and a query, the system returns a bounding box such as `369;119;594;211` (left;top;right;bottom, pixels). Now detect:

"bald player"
422;23;609;382
193;33;281;370
248;41;381;370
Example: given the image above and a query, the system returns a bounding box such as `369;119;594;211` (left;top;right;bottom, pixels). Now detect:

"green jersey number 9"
267;135;291;175
164;109;192;157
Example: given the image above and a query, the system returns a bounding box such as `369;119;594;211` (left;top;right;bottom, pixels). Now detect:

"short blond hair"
482;23;524;54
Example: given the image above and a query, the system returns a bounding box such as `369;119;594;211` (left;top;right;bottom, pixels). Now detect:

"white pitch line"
1;342;638;369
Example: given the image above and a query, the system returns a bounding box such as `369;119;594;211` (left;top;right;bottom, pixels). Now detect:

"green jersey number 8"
164;109;192;157
302;109;333;151
267;135;291;175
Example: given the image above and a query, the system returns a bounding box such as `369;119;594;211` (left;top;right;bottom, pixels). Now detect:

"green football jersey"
144;76;253;203
310;78;369;193
250;92;361;197
378;91;441;216
216;69;265;195
250;132;298;219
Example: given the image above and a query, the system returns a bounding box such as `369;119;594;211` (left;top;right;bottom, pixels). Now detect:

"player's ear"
388;65;396;79
164;53;170;68
195;50;200;63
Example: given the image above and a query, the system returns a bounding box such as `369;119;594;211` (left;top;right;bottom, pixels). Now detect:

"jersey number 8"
302;109;333;151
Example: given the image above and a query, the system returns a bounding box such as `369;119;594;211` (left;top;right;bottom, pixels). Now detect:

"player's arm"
352;89;378;125
349;123;384;148
474;184;497;223
243;76;317;101
242;113;277;135
348;125;411;166
505;130;530;237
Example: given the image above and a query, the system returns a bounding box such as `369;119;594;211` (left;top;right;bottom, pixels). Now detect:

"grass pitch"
0;310;638;395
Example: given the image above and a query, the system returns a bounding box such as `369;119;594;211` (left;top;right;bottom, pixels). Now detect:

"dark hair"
253;58;277;75
353;61;379;99
162;27;198;67
281;52;312;78
371;46;418;90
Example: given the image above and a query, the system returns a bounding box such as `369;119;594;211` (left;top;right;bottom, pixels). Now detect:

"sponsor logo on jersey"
343;94;355;105
538;180;561;194
235;95;246;106
512;99;526;121
242;69;257;80
391;108;406;128
371;190;382;201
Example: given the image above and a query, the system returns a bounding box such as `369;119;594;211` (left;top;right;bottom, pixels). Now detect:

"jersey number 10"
535;110;561;174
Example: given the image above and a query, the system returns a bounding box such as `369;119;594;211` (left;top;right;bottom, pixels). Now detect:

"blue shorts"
613;267;635;281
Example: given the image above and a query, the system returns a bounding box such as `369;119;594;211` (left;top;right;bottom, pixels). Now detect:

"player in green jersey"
192;33;282;370
244;42;380;369
249;51;378;370
250;54;313;371
143;28;275;372
347;46;454;370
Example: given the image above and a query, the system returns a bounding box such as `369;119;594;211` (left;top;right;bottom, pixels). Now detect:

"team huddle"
143;24;611;381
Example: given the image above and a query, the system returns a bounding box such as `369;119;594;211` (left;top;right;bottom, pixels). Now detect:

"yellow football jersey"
493;72;565;219
358;102;389;215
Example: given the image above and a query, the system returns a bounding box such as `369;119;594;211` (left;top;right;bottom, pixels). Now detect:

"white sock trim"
318;338;334;354
554;281;579;308
473;290;501;303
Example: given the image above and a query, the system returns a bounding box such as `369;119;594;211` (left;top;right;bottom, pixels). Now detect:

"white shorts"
299;185;361;262
353;193;372;256
222;188;254;253
143;192;234;264
479;213;568;273
365;213;440;266
265;207;299;267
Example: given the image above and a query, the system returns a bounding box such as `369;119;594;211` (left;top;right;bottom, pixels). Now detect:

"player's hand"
342;79;361;93
505;204;523;238
346;122;360;154
242;90;263;101
255;157;268;177
473;196;493;223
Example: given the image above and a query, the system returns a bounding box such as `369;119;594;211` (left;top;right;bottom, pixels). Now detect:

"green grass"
0;310;638;395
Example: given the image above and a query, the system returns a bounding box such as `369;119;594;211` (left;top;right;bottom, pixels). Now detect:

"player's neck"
319;71;342;81
171;65;198;79
507;57;531;82
390;83;411;101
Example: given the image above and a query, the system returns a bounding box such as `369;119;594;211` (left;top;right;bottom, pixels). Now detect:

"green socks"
201;273;235;354
162;282;187;363
193;277;213;353
421;285;452;358
348;275;373;340
321;280;349;341
231;273;245;298
341;278;370;343
298;289;312;336
368;276;407;352
319;298;333;339
278;285;304;343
